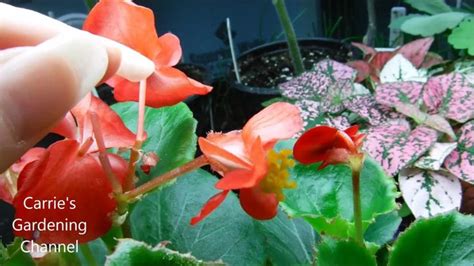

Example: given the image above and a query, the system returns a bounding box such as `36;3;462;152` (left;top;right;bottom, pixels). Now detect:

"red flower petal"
154;33;182;67
239;186;278;220
198;135;252;171
83;0;160;59
215;138;267;190
13;140;127;243
190;190;229;225
11;147;46;173
51;112;77;140
242;102;302;151
293;126;339;164
112;67;212;108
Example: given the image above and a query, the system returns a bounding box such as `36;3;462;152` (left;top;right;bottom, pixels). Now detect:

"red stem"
90;112;122;194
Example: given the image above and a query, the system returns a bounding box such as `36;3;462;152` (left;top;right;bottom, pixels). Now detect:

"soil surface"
236;45;349;88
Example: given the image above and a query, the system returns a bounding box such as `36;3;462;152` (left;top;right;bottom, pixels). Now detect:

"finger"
0;3;154;82
0;35;108;172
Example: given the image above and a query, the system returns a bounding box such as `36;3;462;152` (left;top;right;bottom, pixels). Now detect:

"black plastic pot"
222;38;350;129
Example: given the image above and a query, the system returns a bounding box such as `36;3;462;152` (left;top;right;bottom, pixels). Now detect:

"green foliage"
0;238;35;266
388;212;474;265
404;0;452;15
281;157;398;239
449;18;474;55
364;211;402;246
112;102;197;182
106;239;224;266
129;169;316;266
401;12;470;37
316;238;377;266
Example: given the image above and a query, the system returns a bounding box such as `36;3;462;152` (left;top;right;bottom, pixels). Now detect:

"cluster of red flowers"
0;0;366;245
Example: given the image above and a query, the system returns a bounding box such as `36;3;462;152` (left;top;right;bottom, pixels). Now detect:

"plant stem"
79;244;98;266
352;168;364;246
125;155;209;200
90;112;122;194
124;80;147;191
363;0;376;46
83;0;97;10
273;0;305;76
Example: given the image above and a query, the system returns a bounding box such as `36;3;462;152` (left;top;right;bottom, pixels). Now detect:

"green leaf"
77;240;108;266
449;18;474;55
281;157;398;239
317;238;376;266
401;12;469;37
364;211;402;246
388;212;474;265
112;102;197;182
106;239;224;266
130;169;315;266
0;238;35;266
389;14;424;29
261;97;293;107
404;0;452;15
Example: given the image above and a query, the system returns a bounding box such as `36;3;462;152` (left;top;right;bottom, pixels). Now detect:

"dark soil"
236;45;349;88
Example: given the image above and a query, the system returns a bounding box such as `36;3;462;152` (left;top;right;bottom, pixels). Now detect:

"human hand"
0;3;155;172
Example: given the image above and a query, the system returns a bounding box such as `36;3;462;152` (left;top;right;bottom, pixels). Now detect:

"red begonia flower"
11;95;133;243
83;0;212;107
293;125;364;170
13;140;127;243
191;103;303;224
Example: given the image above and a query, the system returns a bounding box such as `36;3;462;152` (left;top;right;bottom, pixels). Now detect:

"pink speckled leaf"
423;73;474;123
445;121;474;183
344;95;403;125
279;59;355;101
375;81;424;107
395;37;434;68
363;122;438;176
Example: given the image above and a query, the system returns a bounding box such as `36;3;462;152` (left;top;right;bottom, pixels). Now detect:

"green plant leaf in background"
404;0;452;15
449;18;474;55
0;238;35;266
400;12;469;37
364;211;402;246
130;169;316;266
389;14;423;30
281;157;398;239
388;212;474;265
112;102;197;183
316;238;377;266
106;239;224;266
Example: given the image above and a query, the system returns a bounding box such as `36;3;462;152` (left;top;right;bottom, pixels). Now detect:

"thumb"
0;35;108;172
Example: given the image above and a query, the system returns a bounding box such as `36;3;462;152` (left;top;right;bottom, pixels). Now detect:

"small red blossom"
83;0;212;107
191;103;303;224
293;125;364;170
12;95;134;243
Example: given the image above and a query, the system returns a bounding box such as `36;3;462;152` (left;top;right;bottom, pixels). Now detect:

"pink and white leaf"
424;114;457;140
380;54;428;84
415;142;458;171
445;121;474;184
344;95;403;126
395;37;434;68
375;81;424;107
399;168;461;218
363;122;438;176
422;73;474;123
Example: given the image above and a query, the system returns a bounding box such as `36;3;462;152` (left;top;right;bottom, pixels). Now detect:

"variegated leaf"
415;142;458;171
395;37;434;68
422;73;474;123
363;122;438;176
445;121;474;184
380;54;428;83
279;59;355;100
375;81;424;107
399;168;461;218
344;95;403;126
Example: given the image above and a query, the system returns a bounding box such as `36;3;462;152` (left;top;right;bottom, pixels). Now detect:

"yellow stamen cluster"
260;149;297;201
